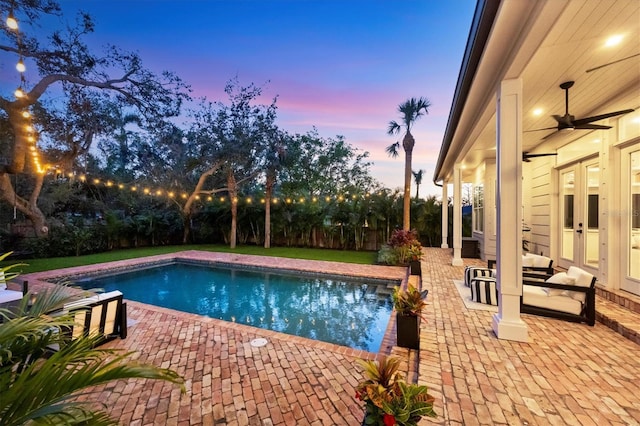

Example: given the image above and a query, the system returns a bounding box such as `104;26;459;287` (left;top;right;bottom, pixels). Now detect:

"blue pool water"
75;262;394;352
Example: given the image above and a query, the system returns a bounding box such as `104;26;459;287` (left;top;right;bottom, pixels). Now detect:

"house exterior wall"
472;160;497;261
526;157;553;258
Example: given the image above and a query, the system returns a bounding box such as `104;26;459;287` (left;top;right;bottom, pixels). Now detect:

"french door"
621;145;640;295
558;160;600;273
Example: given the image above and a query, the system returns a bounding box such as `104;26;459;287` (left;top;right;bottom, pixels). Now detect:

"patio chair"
521;266;596;326
488;253;554;281
62;290;128;343
0;273;28;310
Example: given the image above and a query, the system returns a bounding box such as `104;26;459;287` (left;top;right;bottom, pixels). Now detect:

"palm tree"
0;262;184;425
386;97;431;231
412;169;425;199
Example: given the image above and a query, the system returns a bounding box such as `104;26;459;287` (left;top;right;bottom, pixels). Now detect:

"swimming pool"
75;261;395;352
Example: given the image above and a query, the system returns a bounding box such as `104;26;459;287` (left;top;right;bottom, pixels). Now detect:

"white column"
492;78;528;342
452;165;463;266
441;182;449;248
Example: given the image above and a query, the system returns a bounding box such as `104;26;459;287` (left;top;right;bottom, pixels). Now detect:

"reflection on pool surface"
75;262;394;352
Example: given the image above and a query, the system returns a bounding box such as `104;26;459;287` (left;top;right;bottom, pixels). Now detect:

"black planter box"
409;260;422;276
396;314;420;349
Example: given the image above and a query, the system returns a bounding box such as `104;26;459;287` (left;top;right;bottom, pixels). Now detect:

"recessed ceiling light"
532;108;543;116
604;34;623;47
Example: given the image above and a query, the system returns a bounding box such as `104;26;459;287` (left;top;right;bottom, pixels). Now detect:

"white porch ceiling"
441;0;640;181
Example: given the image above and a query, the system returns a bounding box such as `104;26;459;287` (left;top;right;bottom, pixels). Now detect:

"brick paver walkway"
21;249;640;425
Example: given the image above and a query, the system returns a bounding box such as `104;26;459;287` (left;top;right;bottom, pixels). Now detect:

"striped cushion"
470;277;499;305
464;267;494;287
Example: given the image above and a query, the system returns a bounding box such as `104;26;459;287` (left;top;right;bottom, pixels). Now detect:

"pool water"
75;262;394;352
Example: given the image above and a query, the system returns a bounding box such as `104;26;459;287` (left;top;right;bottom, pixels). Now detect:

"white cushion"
527;254;552;268
566;267;594;287
521;255;534;268
544;272;576;296
565;267;594;302
63;290;123;311
0;289;23;304
523;285;583;315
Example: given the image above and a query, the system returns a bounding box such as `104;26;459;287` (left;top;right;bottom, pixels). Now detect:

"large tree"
386;97;431;231
180;80;278;247
263;131;287;249
0;0;189;236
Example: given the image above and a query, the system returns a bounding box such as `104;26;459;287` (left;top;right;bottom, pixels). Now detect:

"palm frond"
0;252;28;281
387;121;401;135
0;336;184;425
397;97;431;132
386;142;400;158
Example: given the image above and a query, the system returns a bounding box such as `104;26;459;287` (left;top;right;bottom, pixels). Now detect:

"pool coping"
22;250;408;357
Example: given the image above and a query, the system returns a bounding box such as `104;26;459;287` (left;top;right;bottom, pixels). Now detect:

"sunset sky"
8;0;476;197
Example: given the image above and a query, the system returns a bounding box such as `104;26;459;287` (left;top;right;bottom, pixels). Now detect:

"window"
473;184;484;232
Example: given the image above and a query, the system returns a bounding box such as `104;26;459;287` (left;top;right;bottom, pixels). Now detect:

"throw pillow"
521;255;534;267
544;272;575;296
528;254;552;268
566;266;595;302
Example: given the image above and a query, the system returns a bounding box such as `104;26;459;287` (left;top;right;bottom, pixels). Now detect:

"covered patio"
434;0;640;342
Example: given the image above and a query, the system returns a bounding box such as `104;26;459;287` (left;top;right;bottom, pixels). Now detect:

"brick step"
595;288;640;345
596;287;640;314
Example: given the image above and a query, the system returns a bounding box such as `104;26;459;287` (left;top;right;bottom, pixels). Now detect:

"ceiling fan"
527;81;635;139
522;152;557;162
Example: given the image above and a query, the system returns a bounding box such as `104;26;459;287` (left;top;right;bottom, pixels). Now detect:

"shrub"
377;230;422;266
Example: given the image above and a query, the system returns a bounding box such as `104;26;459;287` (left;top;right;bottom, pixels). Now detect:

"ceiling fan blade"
573;109;635;126
522;152;558;161
574;123;611;130
525;126;557;132
586;53;640;73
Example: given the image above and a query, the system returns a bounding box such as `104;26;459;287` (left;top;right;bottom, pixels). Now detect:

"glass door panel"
560;170;575;262
584;164;599;268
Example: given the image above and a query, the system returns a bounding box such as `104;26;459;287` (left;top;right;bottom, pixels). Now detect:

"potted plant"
408;245;422;276
355;356;436;425
392;284;428;350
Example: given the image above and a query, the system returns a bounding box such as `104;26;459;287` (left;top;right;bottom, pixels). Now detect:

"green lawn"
3;245;378;274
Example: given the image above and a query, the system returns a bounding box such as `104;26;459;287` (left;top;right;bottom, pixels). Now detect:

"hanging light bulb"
22;110;30;118
6;13;18;30
14;87;25;98
16;58;25;72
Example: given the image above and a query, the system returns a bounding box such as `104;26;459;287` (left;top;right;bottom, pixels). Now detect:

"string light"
6;9;46;174
16;58;25;72
6;12;18;30
51;171;382;209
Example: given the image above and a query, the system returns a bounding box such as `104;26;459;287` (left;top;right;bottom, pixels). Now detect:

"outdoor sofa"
521;266;596;326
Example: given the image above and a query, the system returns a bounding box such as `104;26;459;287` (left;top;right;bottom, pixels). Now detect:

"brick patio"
21;249;640;425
